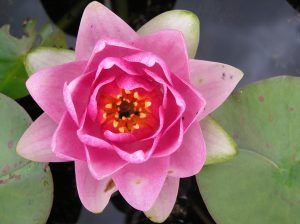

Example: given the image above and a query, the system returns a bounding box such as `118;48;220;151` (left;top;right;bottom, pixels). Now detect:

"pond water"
0;0;300;223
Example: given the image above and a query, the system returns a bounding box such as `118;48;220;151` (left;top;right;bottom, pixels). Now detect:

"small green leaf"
25;47;75;75
0;20;67;99
0;24;34;99
0;93;53;223
201;116;237;165
197;76;300;224
38;23;67;48
138;10;200;58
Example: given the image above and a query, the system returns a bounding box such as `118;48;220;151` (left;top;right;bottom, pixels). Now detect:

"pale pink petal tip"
76;1;138;60
113;158;169;211
189;59;243;119
75;161;116;213
145;177;180;223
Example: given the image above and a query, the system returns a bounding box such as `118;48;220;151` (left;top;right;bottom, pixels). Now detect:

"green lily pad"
197;76;300;224
0;93;53;223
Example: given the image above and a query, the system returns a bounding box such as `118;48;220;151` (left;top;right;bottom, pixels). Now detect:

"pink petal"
113;157;169;211
124;52;173;84
153;120;183;157
75;161;116;213
64;72;95;125
113;138;159;164
145;177;179;223
52;112;86;160
26;61;87;123
172;73;206;131
86;147;128;180
76;1;138;60
85;40;141;74
189;59;243;119
17;113;67;162
168;122;206;178
130;30;189;81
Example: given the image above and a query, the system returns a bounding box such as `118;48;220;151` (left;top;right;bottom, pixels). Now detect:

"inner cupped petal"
88;62;163;140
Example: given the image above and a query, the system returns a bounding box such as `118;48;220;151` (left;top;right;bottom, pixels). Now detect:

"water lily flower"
17;1;243;222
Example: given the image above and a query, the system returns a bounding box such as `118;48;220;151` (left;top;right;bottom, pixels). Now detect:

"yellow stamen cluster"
101;89;152;133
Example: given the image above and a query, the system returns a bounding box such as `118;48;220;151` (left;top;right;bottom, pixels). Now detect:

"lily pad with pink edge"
197;76;300;224
0;93;53;223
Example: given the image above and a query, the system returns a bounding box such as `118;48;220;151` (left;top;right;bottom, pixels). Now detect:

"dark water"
1;0;300;223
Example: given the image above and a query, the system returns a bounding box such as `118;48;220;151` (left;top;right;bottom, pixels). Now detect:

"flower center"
100;89;152;133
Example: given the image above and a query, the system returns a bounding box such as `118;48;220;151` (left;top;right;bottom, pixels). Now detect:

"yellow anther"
133;124;140;129
117;94;122;99
116;101;121;106
105;103;112;109
113;120;118;128
115;113;119;119
140;113;146;118
122;117;126;121
119;127;125;133
133;102;138;106
103;113;107;119
125;90;131;94
133;92;139;99
145;101;151;108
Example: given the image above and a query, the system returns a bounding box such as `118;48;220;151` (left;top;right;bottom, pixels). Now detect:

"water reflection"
177;0;300;86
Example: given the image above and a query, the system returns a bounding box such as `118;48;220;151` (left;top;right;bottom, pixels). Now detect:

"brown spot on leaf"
268;113;274;123
266;143;272;148
2;165;10;174
43;180;49;187
233;133;239;139
7;140;13;149
289;107;295;112
104;179;115;193
258;96;265;102
8;174;21;181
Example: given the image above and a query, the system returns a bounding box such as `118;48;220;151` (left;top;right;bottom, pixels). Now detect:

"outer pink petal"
168;122;206;178
75;161;116;213
112;157;169;211
130;30;189;81
145;177;179;223
189;59;243;119
52;112;86;160
153;120;183;157
17;113;67;162
86;147;128;180
172;73;206;131
76;1;138;60
26;61;87;123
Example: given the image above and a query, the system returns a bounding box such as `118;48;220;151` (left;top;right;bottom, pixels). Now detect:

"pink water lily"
17;2;243;222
